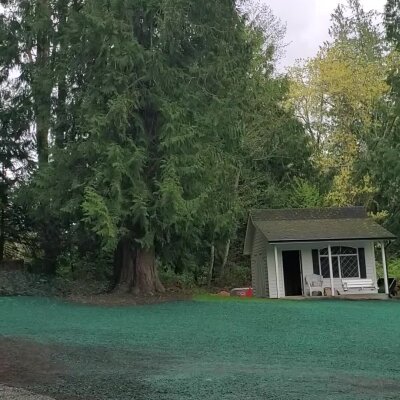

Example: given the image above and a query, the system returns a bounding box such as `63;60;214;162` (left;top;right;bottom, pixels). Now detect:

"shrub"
376;257;400;280
217;264;251;289
388;258;400;279
56;248;113;282
158;266;197;289
0;269;110;297
0;270;68;297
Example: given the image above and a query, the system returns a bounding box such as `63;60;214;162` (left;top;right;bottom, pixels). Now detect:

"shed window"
318;246;361;278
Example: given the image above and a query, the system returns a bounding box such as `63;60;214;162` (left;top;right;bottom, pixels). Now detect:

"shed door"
282;250;302;296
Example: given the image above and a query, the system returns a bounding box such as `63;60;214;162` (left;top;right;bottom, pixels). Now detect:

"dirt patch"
66;290;193;306
0;338;65;388
0;385;56;400
0;335;178;400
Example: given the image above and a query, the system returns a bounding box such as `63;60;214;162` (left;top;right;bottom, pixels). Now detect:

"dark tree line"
2;0;399;293
0;0;312;293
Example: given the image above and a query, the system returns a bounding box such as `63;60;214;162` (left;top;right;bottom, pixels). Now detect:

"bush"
376;257;400;280
56;249;113;282
388;258;400;279
0;270;110;297
217;264;251;289
159;262;251;291
158;266;198;289
0;270;68;297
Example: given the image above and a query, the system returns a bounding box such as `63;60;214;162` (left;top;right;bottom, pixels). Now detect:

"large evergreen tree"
0;0;315;292
21;0;253;294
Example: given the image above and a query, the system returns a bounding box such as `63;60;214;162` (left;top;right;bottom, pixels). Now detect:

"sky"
265;0;387;71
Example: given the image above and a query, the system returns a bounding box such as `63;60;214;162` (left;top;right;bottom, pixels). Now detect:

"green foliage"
355;0;400;252
0;270;67;297
217;264;251;289
56;247;112;282
82;187;119;252
385;0;400;47
0;75;33;261
285;178;324;209
285;0;400;260
158;266;199;290
388;258;400;279
376;257;400;280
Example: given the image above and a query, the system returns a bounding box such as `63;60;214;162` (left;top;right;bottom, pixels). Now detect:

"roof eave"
243;215;255;255
268;236;396;244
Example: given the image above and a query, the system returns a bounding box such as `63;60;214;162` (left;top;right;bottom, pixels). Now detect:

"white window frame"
318;246;361;279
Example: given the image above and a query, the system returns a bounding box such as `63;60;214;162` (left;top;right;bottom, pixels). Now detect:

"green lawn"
1;296;400;399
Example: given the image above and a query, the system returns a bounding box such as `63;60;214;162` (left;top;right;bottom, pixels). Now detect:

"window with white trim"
318;246;360;278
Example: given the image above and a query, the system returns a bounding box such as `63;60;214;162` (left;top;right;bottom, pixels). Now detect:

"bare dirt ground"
0;338;65;387
0;335;173;400
66;290;193;306
0;338;68;399
0;385;56;400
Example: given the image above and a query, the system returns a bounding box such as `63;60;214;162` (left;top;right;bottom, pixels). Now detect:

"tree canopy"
1;0;400;292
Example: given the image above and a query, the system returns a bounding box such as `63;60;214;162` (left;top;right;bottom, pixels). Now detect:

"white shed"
243;207;396;298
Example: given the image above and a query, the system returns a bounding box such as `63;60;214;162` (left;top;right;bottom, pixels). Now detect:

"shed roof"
245;207;395;249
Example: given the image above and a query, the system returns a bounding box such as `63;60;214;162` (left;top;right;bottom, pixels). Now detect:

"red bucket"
230;287;253;297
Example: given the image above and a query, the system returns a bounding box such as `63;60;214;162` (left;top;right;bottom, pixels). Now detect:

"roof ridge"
250;207;368;222
250;206;365;212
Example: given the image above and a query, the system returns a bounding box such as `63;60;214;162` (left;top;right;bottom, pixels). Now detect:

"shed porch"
266;240;389;298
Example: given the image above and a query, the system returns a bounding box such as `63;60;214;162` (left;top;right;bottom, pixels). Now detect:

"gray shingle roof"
249;207;395;243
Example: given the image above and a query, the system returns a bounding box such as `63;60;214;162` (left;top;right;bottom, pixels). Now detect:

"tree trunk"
40;223;61;274
113;238;135;292
34;0;53;270
35;0;51;165
220;168;240;277
0;164;6;262
220;238;230;277
55;0;68;148
55;78;67;147
36;104;50;165
207;243;215;288
0;198;5;263
133;247;164;295
114;239;165;295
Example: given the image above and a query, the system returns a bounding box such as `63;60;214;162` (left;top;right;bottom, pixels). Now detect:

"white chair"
305;274;324;297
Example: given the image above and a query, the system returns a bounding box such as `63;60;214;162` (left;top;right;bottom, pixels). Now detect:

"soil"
66;290;193;306
0;385;55;400
0;336;172;400
0;338;65;388
0;338;67;399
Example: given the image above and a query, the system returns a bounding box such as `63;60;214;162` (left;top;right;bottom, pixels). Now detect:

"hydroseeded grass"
1;296;400;399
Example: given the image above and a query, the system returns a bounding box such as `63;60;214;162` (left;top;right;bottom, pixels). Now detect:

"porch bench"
342;279;377;292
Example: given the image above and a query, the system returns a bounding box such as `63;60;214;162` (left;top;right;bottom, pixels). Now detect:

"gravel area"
0;385;55;400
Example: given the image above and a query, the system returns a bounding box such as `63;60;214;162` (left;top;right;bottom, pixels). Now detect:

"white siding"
264;240;378;297
266;244;284;298
251;230;269;297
